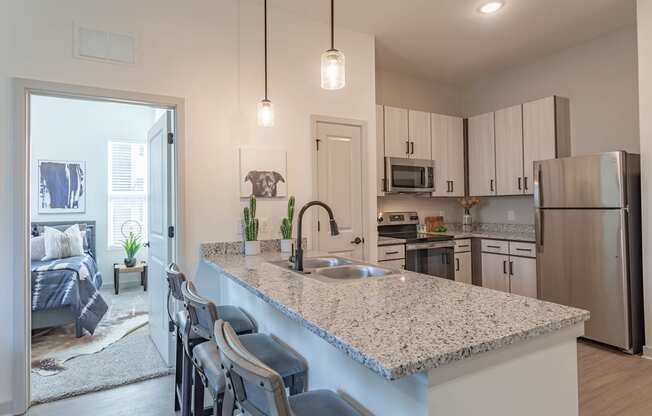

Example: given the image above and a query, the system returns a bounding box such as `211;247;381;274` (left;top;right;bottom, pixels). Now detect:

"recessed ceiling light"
479;1;504;14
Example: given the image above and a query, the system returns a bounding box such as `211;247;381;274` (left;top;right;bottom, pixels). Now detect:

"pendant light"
321;0;345;90
257;0;274;127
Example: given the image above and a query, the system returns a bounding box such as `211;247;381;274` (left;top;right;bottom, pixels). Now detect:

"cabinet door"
523;97;556;195
376;105;385;196
379;259;405;270
408;109;431;160
446;116;465;196
431;113;449;196
384;106;409;158
468;112;496;196
495;105;524;195
509;256;537;298
481;252;509;292
455;251;472;285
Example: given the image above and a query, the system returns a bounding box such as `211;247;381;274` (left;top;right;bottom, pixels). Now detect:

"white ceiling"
271;0;636;86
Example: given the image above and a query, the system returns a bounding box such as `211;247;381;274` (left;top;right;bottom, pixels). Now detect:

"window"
108;141;147;248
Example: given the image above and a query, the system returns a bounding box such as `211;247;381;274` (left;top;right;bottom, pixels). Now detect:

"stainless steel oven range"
377;211;455;279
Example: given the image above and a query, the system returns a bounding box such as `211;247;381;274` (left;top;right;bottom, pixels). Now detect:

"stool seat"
192;333;307;397
289;390;362;416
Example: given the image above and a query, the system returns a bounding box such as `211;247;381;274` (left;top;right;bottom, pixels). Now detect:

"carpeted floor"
31;285;172;404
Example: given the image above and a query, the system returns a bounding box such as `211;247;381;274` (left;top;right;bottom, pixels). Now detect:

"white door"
454;251;473;285
468;112;496;196
494;105;524;196
147;112;175;366
315;122;365;259
408;109;431;160
509;256;537;298
481;253;509;292
384;106;409;158
523;97;556;195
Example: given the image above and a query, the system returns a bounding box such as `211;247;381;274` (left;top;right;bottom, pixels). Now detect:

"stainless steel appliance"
534;151;643;353
377;212;455;279
384;157;434;193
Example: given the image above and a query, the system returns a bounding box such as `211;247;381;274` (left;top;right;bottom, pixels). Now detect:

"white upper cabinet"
522;96;570;194
468;112;496;196
384;106;409;158
408;110;432;160
432;113;465;197
494;105;524;196
376;104;385;196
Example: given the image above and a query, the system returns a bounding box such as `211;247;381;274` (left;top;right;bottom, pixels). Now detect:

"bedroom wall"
1;0;376;412
30;95;156;285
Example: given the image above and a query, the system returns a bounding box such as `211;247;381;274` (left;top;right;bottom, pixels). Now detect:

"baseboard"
642;345;652;360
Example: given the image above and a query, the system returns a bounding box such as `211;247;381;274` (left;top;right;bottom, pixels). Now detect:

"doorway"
311;117;368;259
13;79;184;412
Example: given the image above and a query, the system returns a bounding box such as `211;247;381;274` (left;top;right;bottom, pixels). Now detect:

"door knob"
350;237;363;245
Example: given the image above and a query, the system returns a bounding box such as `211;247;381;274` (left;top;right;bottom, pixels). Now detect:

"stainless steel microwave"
384;157;434;193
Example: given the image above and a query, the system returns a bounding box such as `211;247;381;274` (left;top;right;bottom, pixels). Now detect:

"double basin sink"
270;256;401;283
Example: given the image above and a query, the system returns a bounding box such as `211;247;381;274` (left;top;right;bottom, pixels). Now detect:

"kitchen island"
195;249;589;416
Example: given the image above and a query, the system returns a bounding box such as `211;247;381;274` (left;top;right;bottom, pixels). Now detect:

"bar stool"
181;281;308;416
215;319;364;416
166;264;256;416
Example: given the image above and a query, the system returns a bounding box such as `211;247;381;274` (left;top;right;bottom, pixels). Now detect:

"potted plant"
122;232;142;267
280;196;295;253
458;197;481;232
243;195;260;256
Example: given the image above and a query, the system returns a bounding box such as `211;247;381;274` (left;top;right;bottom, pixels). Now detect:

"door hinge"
167;132;174;144
168;226;175;238
168;320;175;333
316;139;321;151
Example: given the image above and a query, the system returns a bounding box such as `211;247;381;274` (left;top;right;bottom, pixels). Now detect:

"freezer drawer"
533;151;629;208
536;208;630;350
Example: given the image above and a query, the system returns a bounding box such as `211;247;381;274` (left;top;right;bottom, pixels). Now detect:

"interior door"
147;112;175;365
494;105;524;195
468;112;496;196
408;109;431;160
384;106;409;158
481;253;509;292
315;122;364;259
537;208;630;349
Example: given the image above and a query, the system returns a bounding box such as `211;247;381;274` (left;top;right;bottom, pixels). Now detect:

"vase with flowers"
458;197;480;232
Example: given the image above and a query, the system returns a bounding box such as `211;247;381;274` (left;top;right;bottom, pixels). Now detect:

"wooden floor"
27;342;652;416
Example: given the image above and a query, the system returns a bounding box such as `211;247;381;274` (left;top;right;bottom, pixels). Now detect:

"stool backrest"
166;263;186;301
214;319;293;416
180;280;219;340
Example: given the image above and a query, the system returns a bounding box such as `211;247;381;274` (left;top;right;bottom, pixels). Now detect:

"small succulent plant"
122;232;142;260
280;196;295;239
243;195;259;241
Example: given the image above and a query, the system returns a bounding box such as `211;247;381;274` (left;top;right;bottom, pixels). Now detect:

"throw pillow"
30;236;46;261
42;225;85;260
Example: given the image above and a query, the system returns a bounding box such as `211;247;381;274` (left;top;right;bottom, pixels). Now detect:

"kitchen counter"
426;230;536;242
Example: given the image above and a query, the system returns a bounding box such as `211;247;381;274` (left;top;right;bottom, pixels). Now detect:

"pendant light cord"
264;0;268;100
330;0;334;50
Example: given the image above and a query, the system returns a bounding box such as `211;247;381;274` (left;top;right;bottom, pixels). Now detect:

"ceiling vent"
75;25;136;64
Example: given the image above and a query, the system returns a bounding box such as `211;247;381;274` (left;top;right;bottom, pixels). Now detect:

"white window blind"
108;141;147;248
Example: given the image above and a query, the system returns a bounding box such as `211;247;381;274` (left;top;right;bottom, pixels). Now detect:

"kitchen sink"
313;264;397;280
269;256;353;272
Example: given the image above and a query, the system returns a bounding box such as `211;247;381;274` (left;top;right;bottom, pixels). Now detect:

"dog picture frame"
239;148;288;198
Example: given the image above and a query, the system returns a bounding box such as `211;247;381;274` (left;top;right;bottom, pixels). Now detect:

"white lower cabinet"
379;259;405;270
509;256;537;298
481;253;510;292
454;251;472;285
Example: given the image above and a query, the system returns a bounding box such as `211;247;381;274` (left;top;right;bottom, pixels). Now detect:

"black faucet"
292;201;339;272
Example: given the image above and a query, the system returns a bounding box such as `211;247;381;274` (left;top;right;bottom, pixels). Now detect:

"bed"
31;221;108;337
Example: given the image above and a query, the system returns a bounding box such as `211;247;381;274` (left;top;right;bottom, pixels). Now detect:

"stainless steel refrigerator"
534;151;644;353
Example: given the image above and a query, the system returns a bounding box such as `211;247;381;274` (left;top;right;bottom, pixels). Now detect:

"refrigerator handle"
535;209;544;248
533;163;542;207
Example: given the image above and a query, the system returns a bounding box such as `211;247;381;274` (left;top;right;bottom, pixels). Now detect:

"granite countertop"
377;236;406;245
426;230;536;242
202;251;588;381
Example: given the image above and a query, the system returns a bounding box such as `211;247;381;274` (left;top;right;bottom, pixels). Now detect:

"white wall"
2;1;376;411
30;95;155;284
636;0;652;355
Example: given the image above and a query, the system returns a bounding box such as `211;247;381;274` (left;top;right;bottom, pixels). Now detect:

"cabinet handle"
455;258;460;272
515;248;531;252
385;251;400;255
503;260;507;274
509;261;514;276
450;181;454;193
487;245;501;249
490;179;494;192
410;141;415;155
406;140;410;154
524;176;528;191
518;177;522;191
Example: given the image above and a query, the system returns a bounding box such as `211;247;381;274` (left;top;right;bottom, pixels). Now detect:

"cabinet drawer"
454;239;472;253
509;242;536;258
377;244;405;261
481;239;509;254
378;259;405;271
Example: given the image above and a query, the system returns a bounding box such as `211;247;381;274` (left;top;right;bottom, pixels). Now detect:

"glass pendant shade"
321;48;345;90
257;99;274;127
